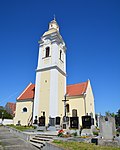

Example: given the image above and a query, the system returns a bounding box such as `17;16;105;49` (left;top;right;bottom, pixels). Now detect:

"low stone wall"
43;143;65;150
4;126;64;150
98;139;120;147
4;126;31;141
0;119;13;125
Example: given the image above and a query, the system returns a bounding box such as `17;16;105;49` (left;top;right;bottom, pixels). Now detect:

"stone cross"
62;94;69;122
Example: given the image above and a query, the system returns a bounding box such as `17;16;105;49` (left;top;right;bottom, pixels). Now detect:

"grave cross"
62;94;69;122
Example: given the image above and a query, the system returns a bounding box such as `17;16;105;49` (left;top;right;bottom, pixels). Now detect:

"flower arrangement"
57;129;64;137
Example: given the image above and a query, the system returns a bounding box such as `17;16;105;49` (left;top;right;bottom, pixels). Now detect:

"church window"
60;50;62;60
72;109;77;117
45;47;50;57
23;107;27;112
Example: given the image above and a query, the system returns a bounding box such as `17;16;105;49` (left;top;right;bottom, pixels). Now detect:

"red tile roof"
17;81;88;100
66;81;88;97
5;102;16;116
17;83;35;100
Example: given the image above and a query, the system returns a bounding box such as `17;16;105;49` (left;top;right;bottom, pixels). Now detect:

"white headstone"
99;116;116;140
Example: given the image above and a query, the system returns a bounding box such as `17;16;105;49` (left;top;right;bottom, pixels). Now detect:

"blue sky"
0;0;120;115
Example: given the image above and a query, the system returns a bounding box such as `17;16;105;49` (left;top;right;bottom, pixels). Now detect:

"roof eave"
66;94;84;99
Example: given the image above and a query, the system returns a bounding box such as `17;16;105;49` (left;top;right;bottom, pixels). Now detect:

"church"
14;19;96;127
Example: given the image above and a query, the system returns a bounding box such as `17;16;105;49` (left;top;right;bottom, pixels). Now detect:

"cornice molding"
36;65;66;76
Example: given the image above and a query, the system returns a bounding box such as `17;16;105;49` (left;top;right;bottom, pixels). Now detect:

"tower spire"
48;16;59;31
54;14;56;21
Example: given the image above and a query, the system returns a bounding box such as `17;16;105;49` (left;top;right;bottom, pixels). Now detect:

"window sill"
59;58;64;63
42;56;51;59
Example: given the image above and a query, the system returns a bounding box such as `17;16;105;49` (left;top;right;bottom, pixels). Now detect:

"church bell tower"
33;19;66;125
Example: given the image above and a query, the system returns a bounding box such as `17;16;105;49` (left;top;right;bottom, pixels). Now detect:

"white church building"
14;19;96;127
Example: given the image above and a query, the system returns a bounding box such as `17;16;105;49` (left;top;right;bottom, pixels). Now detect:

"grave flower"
58;129;64;137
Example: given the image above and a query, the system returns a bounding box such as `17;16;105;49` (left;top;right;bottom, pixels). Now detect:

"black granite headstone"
34;119;38;124
56;117;60;125
115;116;120;126
70;117;79;129
34;116;38;124
91;138;98;145
49;118;55;126
39;116;45;126
63;123;67;129
82;116;91;129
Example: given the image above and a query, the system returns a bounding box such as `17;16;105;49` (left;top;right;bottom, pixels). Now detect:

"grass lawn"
7;124;34;131
53;140;120;150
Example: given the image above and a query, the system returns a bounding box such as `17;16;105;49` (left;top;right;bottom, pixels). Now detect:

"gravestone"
63;123;67;129
62;116;69;130
82;116;91;129
16;120;21;126
81;116;93;136
91;118;94;125
49;117;55;126
63;116;69;122
39;116;45;126
70;117;79;129
33;116;38;124
115;116;120;126
55;117;61;130
56;117;60;125
99;116;116;140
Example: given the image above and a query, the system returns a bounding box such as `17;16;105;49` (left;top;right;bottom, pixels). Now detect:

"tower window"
23;107;27;112
45;47;50;57
60;50;62;60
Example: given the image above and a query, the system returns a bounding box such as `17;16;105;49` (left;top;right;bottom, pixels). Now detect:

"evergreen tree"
0;109;13;119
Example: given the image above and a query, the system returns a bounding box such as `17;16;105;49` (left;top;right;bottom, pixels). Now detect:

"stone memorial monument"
70;117;79;129
99;116;116;140
82;116;91;129
81;116;93;136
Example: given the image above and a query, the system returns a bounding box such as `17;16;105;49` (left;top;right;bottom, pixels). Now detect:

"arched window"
60;50;62;60
66;104;69;113
23;107;27;112
72;109;77;117
45;47;50;57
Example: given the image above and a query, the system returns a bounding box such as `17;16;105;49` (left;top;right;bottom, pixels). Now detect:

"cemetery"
1;112;120;150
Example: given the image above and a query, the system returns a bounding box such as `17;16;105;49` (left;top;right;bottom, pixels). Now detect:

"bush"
73;132;77;137
0;110;13;119
93;131;99;136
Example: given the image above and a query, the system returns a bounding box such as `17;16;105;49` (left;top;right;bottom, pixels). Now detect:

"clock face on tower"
45;39;50;45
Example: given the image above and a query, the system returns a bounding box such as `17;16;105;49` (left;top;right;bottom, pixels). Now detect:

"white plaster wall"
37;45;43;69
64;50;66;73
33;72;41;121
85;80;96;125
0;119;13;125
49;69;58;117
51;43;58;66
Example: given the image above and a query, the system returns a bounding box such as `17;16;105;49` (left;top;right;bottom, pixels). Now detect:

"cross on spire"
54;14;56;21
